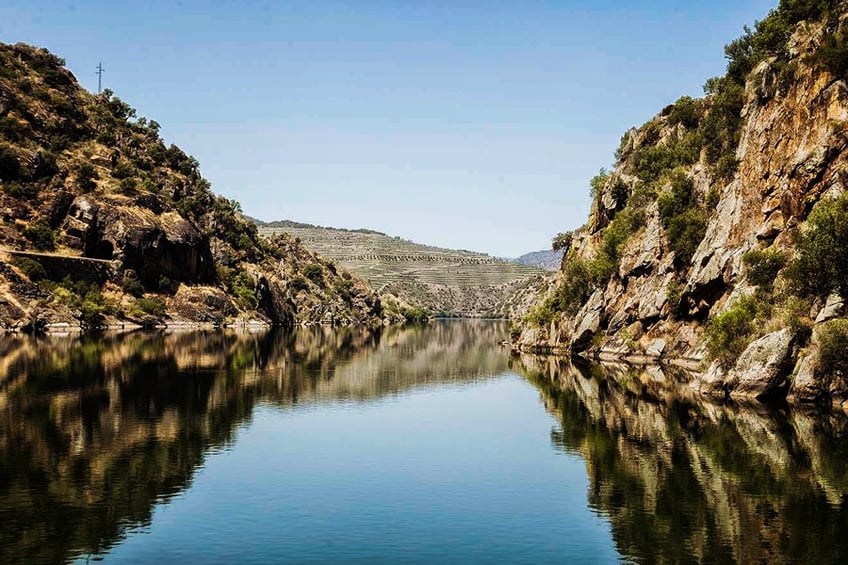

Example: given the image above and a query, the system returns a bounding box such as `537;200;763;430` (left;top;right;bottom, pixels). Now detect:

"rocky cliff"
514;1;848;405
0;42;396;330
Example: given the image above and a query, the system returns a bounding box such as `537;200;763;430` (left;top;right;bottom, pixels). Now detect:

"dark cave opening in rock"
93;240;114;260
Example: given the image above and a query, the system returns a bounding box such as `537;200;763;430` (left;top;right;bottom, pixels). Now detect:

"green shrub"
303;263;324;286
705;186;721;209
666;278;684;317
23;222;57;251
809;22;848;78
216;265;234;288
600;207;645;264
12;256;47;281
657;172;696;220
134;297;166;317
75;286;106;331
632;140;699;185
77;163;99;191
817;319;848;375
701;77;745;167
714;154;739;182
122;276;146;297
556;259;594;313
666;96;702;129
786;192;848;297
79;300;105;331
743;249;787;287
231;272;258;309
782;295;813;346
657;172;707;267
525;257;596;328
112;161;135;179
3;181;39;199
552;231;572;252
0;116;24;142
525;297;559;328
665;208;707;266
401;305;430;323
118;177;137;194
589;169;609;199
34;150;58;179
289;275;309;293
706;295;759;368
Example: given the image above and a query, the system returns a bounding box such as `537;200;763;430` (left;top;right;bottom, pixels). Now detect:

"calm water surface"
0;321;846;563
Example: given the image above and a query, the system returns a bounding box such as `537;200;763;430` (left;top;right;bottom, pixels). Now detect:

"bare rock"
619;210;663;279
62;195;215;287
570;289;605;351
646;339;666;357
788;350;823;402
815;293;844;324
729;329;796;399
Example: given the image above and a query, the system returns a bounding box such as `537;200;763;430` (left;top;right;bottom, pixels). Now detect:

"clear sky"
2;0;777;257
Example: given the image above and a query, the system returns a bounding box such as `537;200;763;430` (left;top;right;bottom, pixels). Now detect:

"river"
0;321;845;563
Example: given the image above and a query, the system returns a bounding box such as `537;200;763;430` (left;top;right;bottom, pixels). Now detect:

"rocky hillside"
513;248;564;271
514;1;848;405
0;42;401;330
255;219;544;317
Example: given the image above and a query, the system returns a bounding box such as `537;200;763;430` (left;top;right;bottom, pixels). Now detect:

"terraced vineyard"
255;220;545;317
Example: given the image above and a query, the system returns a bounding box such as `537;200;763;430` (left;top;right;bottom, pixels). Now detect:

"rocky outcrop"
0;42;393;330
697;329;796;399
514;8;848;403
62;194;215;286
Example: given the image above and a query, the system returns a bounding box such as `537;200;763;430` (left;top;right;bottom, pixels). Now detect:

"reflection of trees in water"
0;321;508;564
513;354;848;564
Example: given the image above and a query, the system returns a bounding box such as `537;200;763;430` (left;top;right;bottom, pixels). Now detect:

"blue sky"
1;1;777;257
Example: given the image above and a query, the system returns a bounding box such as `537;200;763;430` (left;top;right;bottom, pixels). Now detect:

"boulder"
729;328;796;399
788;350;822;402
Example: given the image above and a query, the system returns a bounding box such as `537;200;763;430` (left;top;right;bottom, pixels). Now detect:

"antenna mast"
96;62;105;94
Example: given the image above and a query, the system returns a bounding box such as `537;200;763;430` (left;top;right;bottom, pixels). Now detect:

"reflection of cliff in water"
513;354;848;564
0;321;508;564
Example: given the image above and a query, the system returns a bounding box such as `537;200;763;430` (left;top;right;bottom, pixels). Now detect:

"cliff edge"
514;1;848;405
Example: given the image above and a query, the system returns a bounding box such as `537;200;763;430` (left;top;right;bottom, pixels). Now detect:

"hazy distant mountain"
255;220;544;317
513;249;563;271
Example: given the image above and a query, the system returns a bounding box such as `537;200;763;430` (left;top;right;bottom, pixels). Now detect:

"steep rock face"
63;194;216;286
514;9;848;403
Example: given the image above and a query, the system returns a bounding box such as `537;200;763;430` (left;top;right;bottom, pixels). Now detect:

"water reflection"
0;321;508;564
513;353;848;564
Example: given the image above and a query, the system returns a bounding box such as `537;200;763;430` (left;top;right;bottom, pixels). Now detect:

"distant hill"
513;249;563;271
251;217;386;236
255;221;545;317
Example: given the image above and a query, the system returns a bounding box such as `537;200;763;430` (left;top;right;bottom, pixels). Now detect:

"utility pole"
96;62;104;94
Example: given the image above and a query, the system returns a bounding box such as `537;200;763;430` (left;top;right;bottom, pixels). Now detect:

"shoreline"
510;345;848;411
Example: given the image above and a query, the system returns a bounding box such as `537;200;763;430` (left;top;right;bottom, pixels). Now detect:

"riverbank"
511;346;848;411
